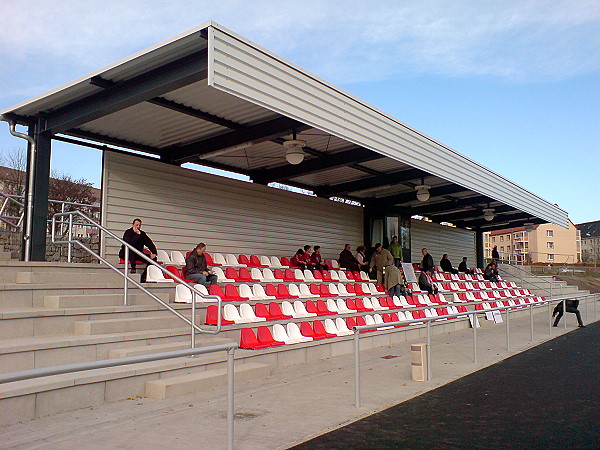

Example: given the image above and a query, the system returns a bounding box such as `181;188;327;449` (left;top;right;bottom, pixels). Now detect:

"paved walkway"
1;304;598;449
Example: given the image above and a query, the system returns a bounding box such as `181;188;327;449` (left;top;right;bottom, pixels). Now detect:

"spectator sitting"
553;299;585;327
118;218;157;283
458;257;475;274
339;244;360;272
420;248;435;274
385;264;406;297
355;245;369;273
418;270;438;295
185;243;217;286
440;254;459;274
370;243;394;284
483;260;499;282
388;236;403;267
290;249;307;270
301;245;316;270
310;245;326;272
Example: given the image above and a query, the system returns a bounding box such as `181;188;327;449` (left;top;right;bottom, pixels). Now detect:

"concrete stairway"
0;262;273;426
498;264;589;298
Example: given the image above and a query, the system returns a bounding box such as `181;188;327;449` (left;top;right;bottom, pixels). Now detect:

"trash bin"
411;343;428;381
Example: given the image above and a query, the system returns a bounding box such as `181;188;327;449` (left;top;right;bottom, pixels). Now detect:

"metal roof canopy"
2;21;568;238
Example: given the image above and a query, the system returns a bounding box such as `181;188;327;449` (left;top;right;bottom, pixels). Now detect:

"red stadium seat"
204;252;221;266
277;284;298;299
273;269;286;280
353;283;367;295
312;270;323;280
238;255;251;266
319;285;332;297
300;321;326;340
316;299;334;315
254;303;274;320
345;316;357;330
265;284;287;299
240;328;271;349
225;267;240;282
355;298;373;312
238;267;259;282
345;298;359;311
268;302;293;320
225;285;248;301
346;271;359;281
205;305;235;325
309;284;321;296
209;284;227;300
249;255;268;267
321;270;332;281
165;266;195;283
346;284;356;295
284;269;300;282
354;315;372;332
257;326;285;347
313;320;336;338
280;256;291;267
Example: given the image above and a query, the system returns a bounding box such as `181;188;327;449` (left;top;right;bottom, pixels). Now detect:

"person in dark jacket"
491;245;500;260
440;254;458;274
418;271;438;295
185;243;217;286
339;244;360;272
483;260;499;282
118;218;157;282
420;248;435;274
553;299;585;327
458;257;475;274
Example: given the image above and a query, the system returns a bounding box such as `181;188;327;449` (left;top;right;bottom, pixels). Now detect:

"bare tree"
0;147;27;195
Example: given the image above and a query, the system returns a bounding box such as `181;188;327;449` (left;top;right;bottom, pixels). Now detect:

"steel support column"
475;228;485;269
23;118;52;261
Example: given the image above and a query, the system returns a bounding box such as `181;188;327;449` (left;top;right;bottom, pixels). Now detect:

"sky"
0;0;598;224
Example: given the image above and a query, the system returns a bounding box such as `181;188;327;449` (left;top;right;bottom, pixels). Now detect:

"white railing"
351;293;598;408
51;210;223;348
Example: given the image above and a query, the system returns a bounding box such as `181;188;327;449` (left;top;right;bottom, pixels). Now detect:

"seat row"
212;267;370;284
204;295;454;325
157;250;341;270
239;306;471;349
438;280;517;292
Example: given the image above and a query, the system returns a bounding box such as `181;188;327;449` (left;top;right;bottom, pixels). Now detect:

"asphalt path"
292;321;600;449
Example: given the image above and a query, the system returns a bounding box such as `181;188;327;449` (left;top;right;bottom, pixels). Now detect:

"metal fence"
351;293;598;408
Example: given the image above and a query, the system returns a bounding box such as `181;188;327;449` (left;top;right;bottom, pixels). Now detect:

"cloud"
0;0;598;99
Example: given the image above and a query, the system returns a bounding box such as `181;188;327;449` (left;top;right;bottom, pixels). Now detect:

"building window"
492;237;496;243
507;245;511;252
500;236;504;242
500;246;504;253
547;230;553;237
547;242;554;249
547;254;554;261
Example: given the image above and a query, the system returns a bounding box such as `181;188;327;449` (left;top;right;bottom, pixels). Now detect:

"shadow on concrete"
292;322;600;449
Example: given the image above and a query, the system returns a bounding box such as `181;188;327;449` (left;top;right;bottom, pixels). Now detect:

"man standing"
370;243;394;284
420;248;435;274
185;243;218;286
388;236;403;267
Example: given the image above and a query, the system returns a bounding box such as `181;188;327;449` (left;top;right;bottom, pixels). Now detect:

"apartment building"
484;220;580;264
577;220;600;265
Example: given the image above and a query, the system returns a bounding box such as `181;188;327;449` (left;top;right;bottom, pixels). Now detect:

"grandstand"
0;21;596;446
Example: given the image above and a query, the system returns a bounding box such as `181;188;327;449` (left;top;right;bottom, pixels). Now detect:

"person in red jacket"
290;249;306;269
310;245;326;272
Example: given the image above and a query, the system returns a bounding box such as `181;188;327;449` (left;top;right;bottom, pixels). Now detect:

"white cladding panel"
410;219;476;267
101;152;363;261
207;24;568;228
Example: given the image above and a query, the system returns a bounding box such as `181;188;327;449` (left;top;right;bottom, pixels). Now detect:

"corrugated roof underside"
208;25;568;228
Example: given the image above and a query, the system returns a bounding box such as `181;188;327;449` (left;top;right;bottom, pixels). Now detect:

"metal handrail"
497;262;563;297
51;210;224;347
351;292;598;408
0;342;238;450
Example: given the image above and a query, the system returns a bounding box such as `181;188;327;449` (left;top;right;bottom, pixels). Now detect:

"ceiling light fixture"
483;208;495;221
415;180;431;202
283;130;306;165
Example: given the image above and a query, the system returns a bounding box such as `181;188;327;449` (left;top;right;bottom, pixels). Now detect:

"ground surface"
293;321;600;449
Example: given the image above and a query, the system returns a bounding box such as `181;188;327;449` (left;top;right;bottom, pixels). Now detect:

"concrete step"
43;293;170;309
74;316;189;335
16;271;122;285
108;337;233;358
0;250;12;261
145;362;272;399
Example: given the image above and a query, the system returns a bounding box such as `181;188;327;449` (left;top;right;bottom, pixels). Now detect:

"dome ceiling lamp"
283;130;306;165
483;205;495;221
415;178;431;202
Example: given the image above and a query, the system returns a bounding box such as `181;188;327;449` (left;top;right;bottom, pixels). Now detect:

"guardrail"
52;210;223;348
351;292;598;408
0;342;238;450
497;263;564;297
